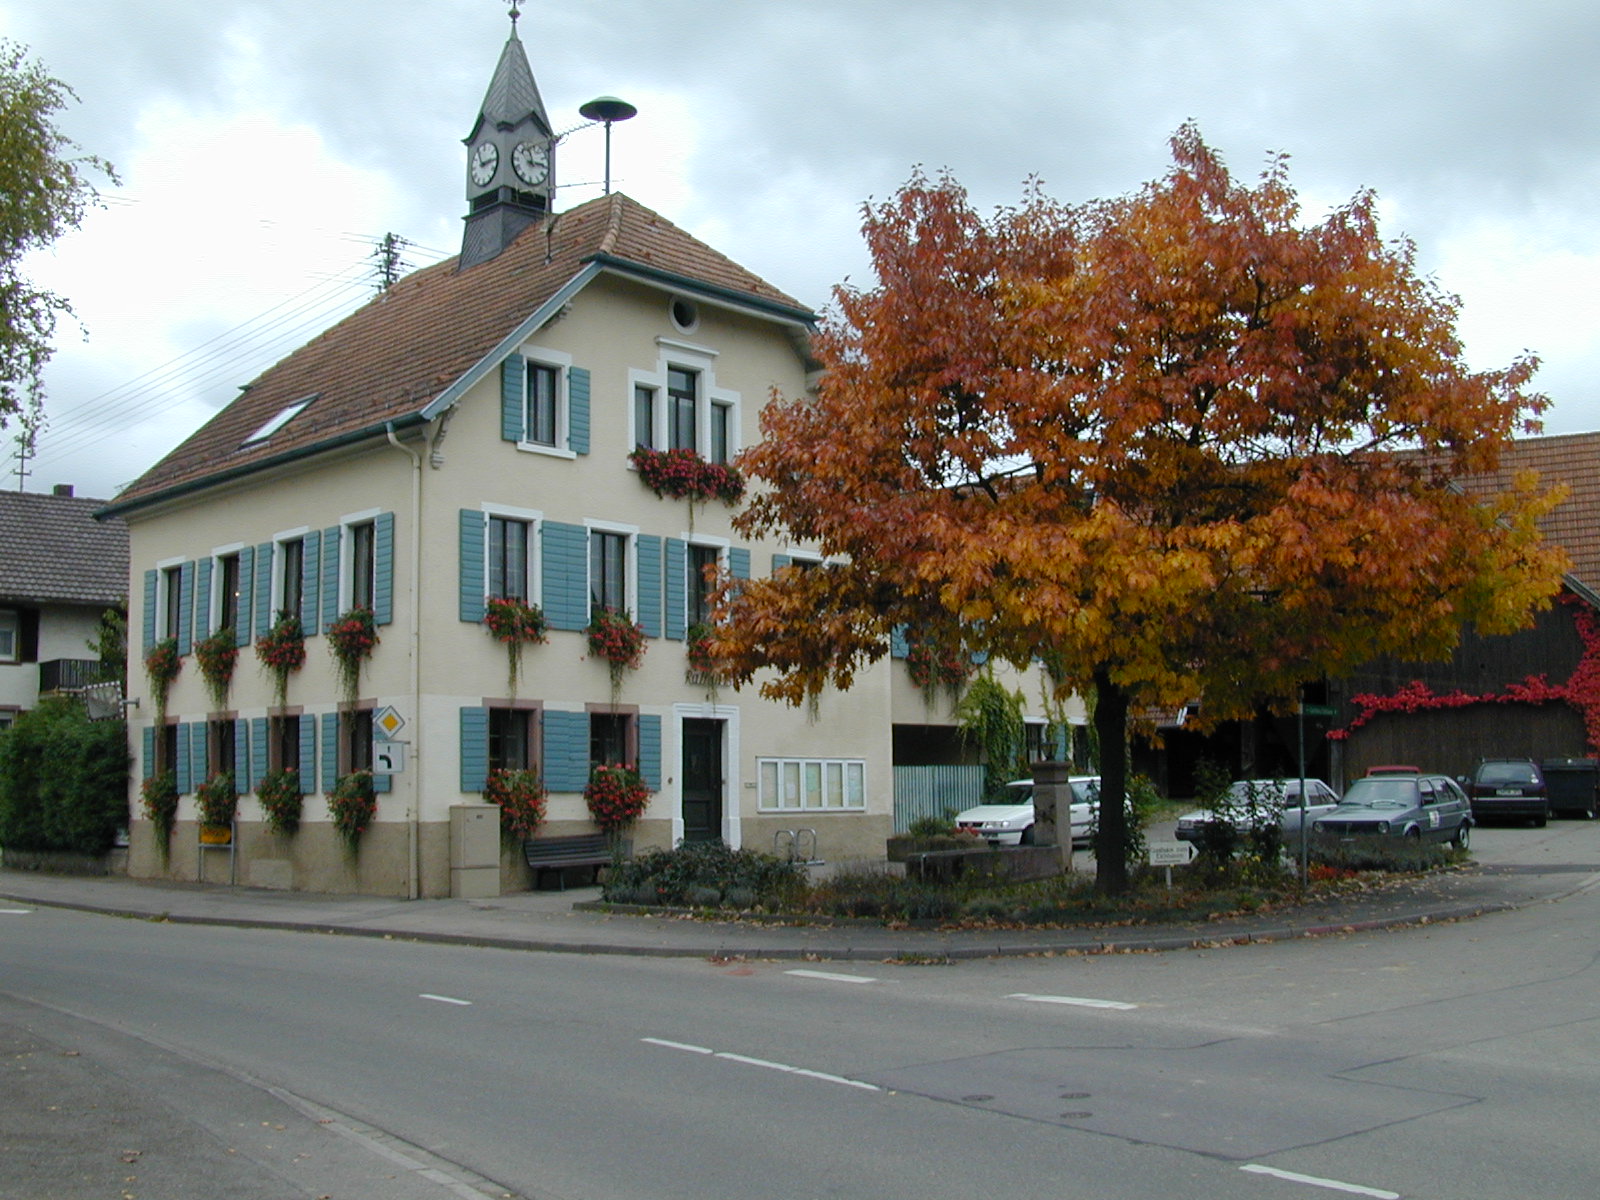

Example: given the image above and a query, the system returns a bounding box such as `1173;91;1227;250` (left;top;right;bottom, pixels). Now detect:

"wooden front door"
681;719;723;843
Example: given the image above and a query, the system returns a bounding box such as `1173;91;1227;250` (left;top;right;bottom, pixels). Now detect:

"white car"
1173;778;1341;844
955;777;1100;847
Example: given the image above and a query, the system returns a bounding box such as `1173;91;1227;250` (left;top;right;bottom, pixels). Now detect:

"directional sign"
373;705;406;740
1300;704;1338;718
1147;841;1192;867
373;740;406;776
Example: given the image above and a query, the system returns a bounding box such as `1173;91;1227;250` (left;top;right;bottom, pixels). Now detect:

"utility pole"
371;232;410;293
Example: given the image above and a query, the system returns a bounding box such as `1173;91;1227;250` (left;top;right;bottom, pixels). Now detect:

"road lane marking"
785;969;878;984
643;1038;881;1092
1009;993;1138;1010
1241;1164;1400;1199
0;908;32;914
419;993;473;1006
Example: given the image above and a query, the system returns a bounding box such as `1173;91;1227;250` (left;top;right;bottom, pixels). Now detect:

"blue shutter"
772;553;791;573
235;553;254;649
250;718;268;792
190;722;208;788
541;522;588;631
301;530;321;633
890;625;909;659
637;535;663;638
665;538;687;640
175;724;192;794
373;512;395;626
142;570;157;653
639;714;662;791
728;547;751;581
298;717;315;790
194;558;214;637
460;707;489;793
568;366;591;455
543;710;589;792
234;721;249;790
321;713;339;793
248;544;269;640
501;355;525;442
459;509;486;623
142;727;155;780
177;561;195;654
320;527;341;632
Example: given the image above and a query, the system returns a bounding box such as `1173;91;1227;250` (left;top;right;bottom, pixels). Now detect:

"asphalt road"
4;821;1600;1200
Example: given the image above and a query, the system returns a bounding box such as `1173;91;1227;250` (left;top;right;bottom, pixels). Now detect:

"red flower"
584;762;651;833
629;446;745;505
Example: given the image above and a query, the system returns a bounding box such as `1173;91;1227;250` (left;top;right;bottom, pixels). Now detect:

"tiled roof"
107;192;811;513
0;490;129;606
1451;430;1600;596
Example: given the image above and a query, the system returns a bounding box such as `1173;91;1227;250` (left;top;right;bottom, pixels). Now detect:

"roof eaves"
583;253;817;328
419;262;604;422
97;413;431;520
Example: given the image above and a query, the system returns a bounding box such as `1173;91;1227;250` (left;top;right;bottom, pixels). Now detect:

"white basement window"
758;758;866;812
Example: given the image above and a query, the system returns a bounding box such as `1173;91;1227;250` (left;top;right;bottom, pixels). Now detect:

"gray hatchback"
1312;773;1472;848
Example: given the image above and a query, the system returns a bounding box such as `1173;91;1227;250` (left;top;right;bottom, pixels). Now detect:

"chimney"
53;484;75;497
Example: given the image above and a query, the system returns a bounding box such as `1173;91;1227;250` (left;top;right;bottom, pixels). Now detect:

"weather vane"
507;1;521;29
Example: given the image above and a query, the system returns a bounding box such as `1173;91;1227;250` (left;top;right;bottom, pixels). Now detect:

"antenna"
578;96;638;195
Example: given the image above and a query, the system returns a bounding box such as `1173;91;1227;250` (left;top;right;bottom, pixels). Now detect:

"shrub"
140;769;179;858
0;696;129;855
195;771;237;829
907;812;957;838
1308;836;1458;874
257;768;304;837
602;840;806;909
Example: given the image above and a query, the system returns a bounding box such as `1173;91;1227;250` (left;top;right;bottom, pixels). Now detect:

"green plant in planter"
329;769;376;857
194;628;238;711
256;767;303;837
586;607;646;703
483;767;547;841
255;611;306;708
195;770;238;831
140;769;179;861
584;762;651;836
327;607;378;706
144;638;181;727
483;597;548;697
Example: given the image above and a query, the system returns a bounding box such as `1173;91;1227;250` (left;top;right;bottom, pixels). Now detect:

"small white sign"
373;740;406;775
1147;841;1192;867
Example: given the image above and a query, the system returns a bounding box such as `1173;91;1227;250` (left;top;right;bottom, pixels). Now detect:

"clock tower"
460;5;556;269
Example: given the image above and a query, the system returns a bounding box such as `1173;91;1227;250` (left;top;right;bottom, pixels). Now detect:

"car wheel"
1020;825;1036;846
1404;827;1421;842
1452;822;1470;851
1535;808;1548;828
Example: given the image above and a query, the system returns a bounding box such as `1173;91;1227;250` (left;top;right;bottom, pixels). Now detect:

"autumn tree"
0;40;115;430
711;124;1567;894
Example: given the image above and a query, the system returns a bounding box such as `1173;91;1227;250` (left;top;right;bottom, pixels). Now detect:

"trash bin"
1541;758;1600;819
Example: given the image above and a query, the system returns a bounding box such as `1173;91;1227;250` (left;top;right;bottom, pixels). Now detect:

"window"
590;529;629;614
709;401;732;464
0;708;18;733
162;565;183;639
216;553;242;633
0;611;16;662
349;520;376;611
270;715;301;775
758;757;866;811
489;515;531;602
241;396;313;446
489;707;537;772
687;544;719;627
668;367;697;451
342;709;374;775
634;385;658;450
208;719;237;781
278;537;305;619
157;724;178;776
524;362;560;447
590;711;633;768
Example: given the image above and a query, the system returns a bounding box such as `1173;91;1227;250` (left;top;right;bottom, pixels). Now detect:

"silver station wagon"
1312;772;1472;849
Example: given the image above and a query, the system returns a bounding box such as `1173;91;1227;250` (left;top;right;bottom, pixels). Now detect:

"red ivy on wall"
1329;594;1600;754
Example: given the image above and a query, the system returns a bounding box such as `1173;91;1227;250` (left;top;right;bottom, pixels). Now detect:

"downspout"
387;422;424;900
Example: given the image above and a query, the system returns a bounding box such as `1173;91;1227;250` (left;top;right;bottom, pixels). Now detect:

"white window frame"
629;338;741;463
584;519;638;621
272;527;312;617
757;757;867;813
683;535;729;628
155;555;186;640
516;345;576;460
338;508;382;613
483;503;543;604
208;542;247;634
0;610;18;663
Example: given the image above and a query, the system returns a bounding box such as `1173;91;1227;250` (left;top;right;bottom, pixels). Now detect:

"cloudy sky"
4;0;1597;500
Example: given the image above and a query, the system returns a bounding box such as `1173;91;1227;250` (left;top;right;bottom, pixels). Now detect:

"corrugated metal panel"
892;765;985;833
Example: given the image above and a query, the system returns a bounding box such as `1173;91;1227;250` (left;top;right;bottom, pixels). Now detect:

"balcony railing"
39;658;120;694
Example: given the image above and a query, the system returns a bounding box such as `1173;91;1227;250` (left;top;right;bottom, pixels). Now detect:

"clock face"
470;142;499;187
512;140;549;186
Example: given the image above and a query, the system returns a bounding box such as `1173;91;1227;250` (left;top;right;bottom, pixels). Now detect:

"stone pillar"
1030;759;1073;874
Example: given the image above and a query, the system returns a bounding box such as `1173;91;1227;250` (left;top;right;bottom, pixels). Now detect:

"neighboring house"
0;486;128;731
102;21;1057;897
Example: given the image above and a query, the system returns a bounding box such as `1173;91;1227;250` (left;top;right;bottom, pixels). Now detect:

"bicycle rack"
773;828;820;864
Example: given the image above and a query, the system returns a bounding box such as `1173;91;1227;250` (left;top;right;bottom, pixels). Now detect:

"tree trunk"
1092;668;1130;896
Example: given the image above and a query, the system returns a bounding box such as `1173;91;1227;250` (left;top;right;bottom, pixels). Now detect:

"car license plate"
1495;788;1522;796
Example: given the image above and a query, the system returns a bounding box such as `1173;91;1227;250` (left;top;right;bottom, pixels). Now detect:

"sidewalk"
6;849;1598;961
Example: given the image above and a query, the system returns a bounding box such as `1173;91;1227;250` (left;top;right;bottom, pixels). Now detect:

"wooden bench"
523;833;613;890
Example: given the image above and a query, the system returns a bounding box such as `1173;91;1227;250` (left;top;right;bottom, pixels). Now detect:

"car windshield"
1068;780;1099;804
1339;779;1416;808
1477;762;1538;786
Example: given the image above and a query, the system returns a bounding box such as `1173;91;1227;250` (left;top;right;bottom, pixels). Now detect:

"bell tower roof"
466;20;551;143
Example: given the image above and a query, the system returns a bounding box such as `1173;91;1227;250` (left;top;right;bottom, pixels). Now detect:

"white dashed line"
785;969;878;984
1241;1164;1400;1199
419;993;473;1006
642;1038;881;1092
1008;993;1138;1010
0;908;32;915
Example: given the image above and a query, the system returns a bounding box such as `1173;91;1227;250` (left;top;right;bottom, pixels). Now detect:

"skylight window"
242;396;315;447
